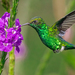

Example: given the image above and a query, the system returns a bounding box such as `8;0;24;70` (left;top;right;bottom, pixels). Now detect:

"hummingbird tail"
64;44;75;50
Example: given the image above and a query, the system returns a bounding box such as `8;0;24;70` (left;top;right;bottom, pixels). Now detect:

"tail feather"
64;44;75;50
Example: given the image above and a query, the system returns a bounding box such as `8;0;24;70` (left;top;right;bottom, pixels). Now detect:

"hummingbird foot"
53;46;65;53
53;49;59;53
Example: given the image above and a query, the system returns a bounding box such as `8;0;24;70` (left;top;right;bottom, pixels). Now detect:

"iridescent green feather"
23;11;75;53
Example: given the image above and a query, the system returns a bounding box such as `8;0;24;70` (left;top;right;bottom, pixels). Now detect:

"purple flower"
0;12;23;52
1;12;10;28
15;19;21;27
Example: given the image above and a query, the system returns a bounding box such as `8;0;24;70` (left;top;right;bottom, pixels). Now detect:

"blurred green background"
1;0;75;75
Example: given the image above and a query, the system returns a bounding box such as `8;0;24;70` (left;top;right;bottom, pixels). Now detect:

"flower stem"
9;0;19;27
35;49;52;75
0;52;7;75
8;47;15;75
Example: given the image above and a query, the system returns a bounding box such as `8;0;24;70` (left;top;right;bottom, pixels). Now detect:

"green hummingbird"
22;11;75;53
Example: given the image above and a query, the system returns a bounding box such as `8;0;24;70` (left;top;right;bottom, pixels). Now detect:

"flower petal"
15;19;21;27
16;46;20;53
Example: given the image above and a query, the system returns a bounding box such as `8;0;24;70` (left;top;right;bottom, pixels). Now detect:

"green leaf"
1;0;10;12
0;52;7;74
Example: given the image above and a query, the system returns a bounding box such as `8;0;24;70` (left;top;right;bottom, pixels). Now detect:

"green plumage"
22;11;75;53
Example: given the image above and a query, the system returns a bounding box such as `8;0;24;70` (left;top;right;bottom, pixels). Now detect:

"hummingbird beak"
21;23;30;26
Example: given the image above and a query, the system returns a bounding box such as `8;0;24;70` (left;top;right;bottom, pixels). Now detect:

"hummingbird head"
22;17;47;30
29;17;46;30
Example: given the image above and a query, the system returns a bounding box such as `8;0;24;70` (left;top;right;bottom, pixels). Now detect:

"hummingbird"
22;11;75;53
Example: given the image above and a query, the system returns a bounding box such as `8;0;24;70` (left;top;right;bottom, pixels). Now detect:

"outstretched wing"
52;11;75;37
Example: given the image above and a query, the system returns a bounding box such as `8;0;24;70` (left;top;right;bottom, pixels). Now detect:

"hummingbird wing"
52;10;75;37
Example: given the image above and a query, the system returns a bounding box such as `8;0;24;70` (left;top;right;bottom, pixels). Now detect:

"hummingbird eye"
32;20;37;23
